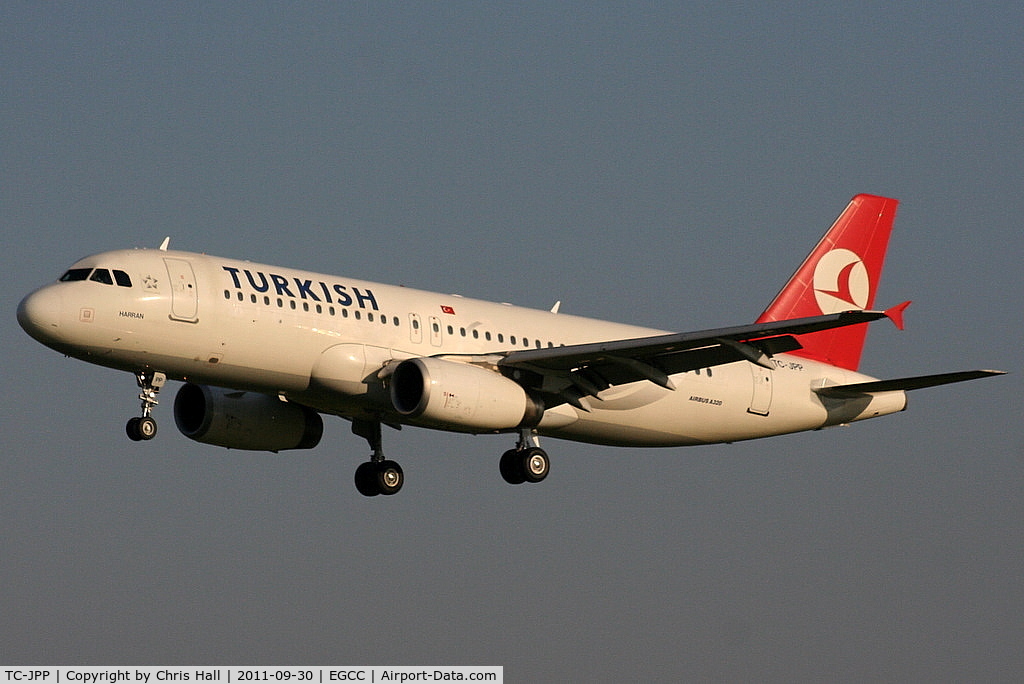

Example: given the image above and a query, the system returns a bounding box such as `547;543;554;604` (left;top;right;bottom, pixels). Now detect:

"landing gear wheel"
136;416;157;440
500;449;527;485
354;461;381;497
376;460;404;496
126;417;143;441
127;416;158;441
354;460;404;497
522;447;550;483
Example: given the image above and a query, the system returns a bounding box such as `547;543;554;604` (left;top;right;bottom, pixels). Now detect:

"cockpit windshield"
59;268;133;288
59;268;92;282
90;268;113;285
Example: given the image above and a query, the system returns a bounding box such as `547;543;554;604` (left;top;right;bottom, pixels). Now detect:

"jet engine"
390;357;542;432
174;383;323;451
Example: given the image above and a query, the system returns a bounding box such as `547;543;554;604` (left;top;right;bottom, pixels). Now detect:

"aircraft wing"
496;310;886;406
814;369;1006;396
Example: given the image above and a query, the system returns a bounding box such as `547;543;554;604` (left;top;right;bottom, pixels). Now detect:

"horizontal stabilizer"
815;369;1005;396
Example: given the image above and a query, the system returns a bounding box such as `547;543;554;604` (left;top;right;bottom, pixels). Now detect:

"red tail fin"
756;194;899;371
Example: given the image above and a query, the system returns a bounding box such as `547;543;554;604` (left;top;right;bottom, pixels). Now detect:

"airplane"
17;194;1003;496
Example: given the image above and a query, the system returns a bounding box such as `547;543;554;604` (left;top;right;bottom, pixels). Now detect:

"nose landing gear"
126;371;166;442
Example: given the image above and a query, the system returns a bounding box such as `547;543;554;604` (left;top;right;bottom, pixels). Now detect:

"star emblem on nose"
144;275;159;290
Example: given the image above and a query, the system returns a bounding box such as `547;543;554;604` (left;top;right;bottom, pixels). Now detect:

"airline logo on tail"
813;248;869;313
757;194;899;370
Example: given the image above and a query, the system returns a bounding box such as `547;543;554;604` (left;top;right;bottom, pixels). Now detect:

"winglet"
159;237;170;251
884;301;912;330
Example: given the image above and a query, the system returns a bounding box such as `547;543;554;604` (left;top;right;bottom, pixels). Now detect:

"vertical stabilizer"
756;194;899;371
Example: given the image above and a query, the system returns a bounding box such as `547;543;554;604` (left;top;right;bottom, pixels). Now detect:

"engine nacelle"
174;383;323;451
390;357;542;432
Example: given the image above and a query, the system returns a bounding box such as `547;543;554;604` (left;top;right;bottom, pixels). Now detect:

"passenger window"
60;268;92;282
113;270;132;287
89;269;113;285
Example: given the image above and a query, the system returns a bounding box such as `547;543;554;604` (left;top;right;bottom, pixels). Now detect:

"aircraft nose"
17;286;63;344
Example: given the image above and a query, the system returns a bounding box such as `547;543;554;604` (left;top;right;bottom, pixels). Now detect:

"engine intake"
390;357;542;432
174;383;323;451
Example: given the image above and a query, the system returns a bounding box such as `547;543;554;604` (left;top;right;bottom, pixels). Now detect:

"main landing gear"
352;420;404;497
499;429;550;486
126;370;166;442
350;422;550;496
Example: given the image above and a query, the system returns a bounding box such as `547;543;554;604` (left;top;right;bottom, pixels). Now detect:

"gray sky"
3;3;1021;680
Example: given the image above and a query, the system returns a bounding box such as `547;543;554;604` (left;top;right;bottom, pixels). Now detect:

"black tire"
126;417;143;441
522;447;550;483
376;460;404;496
354;462;380;497
499;449;526;485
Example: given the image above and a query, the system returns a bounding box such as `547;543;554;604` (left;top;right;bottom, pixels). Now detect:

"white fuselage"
19;247;907;447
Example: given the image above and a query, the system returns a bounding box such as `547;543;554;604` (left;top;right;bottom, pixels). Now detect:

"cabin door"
164;258;198;322
748;365;773;416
